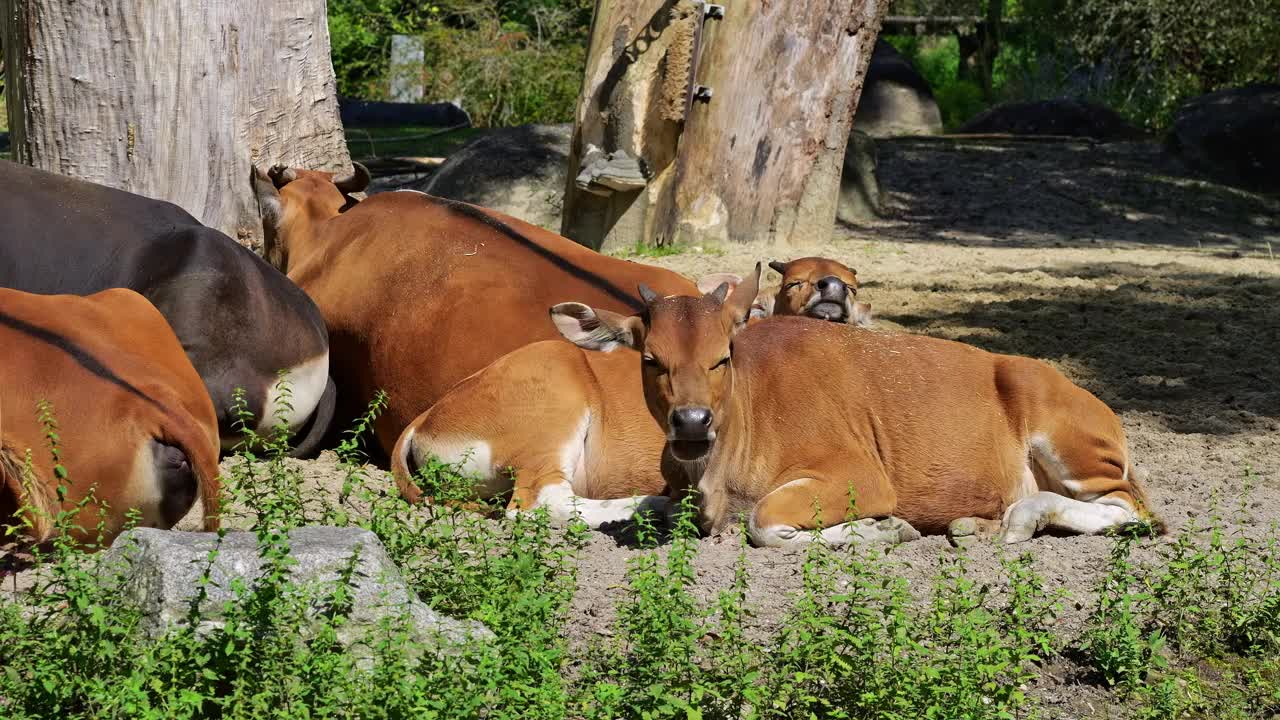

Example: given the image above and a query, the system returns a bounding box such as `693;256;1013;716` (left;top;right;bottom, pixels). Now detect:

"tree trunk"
976;0;1003;100
1;0;351;251
562;0;889;251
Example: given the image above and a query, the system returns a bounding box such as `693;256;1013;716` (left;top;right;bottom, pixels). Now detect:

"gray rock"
957;99;1144;140
837;130;881;223
103;526;490;651
419;123;572;230
854;40;943;137
948;517;980;538
1166;84;1280;194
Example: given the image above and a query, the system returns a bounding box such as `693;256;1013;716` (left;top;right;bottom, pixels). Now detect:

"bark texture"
1;0;351;250
562;0;889;251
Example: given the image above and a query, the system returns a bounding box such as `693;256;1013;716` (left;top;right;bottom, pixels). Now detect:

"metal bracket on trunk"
682;0;726;120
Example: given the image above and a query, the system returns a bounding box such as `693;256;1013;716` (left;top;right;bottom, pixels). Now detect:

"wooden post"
562;0;889;251
1;0;351;251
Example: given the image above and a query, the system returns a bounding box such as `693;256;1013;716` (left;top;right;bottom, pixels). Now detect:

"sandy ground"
16;138;1280;717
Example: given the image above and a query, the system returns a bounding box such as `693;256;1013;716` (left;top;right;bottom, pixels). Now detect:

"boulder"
957;99;1144;140
837;130;882;223
103;526;489;650
1166;84;1280;194
419;123;572;231
853;40;943;137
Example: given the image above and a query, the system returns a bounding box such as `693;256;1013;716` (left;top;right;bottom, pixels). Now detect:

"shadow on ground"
852;138;1280;252
877;261;1280;435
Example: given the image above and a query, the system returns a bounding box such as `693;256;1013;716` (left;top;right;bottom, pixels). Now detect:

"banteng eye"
784;281;804;290
711;356;730;371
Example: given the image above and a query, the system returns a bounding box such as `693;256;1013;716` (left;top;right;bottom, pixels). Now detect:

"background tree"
328;0;593;126
561;0;891;251
1;0;353;250
1052;0;1280;127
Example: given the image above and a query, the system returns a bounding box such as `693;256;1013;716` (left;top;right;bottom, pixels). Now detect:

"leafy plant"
4;397;1280;719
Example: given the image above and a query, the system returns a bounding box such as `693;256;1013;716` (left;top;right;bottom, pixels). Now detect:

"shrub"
328;0;591;126
5;391;1280;718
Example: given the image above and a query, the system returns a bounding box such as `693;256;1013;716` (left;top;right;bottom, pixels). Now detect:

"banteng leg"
747;459;919;547
1001;428;1158;543
508;467;668;529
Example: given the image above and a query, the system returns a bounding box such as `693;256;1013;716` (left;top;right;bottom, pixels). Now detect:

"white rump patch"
129;440;165;527
414;437;501;496
1027;433;1094;499
560;410;590;488
247;352;330;444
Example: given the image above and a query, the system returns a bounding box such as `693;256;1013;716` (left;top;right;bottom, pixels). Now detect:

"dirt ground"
27;137;1280;717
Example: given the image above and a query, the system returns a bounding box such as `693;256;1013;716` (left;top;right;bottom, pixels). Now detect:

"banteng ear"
550;303;646;352
267;163;298;188
695;272;742;296
722;262;762;331
852;301;874;327
751;293;775;320
637;284;660;306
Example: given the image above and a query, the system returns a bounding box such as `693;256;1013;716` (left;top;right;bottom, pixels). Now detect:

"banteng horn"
333;162;371;194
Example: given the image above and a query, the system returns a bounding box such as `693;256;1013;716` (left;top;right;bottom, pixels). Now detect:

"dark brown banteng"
0;289;221;543
554;264;1160;546
252;164;698;457
0;161;333;457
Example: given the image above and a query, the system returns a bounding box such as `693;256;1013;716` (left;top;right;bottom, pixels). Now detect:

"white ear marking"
550;303;631;352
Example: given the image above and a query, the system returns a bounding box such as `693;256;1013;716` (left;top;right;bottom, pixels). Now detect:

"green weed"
3;393;1280;719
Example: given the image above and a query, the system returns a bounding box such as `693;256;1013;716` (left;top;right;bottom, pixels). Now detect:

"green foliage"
887;0;1280;131
759;544;1056;719
882;35;994;129
327;0;445;100
1052;0;1280;129
1078;474;1280;716
4;397;1280;718
328;0;591;127
934;80;988;129
1079;527;1169;688
416;16;586;127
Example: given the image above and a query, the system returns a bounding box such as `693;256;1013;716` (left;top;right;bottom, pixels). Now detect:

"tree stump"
1;0;351;251
561;0;890;251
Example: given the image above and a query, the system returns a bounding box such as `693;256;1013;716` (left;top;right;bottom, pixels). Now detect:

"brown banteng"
763;256;872;326
391;340;670;524
391;260;863;524
0;289;221;544
554;264;1160;545
251;163;699;458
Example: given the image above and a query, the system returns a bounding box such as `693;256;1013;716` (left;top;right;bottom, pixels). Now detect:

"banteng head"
551;263;762;464
766;257;871;326
251;162;370;271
